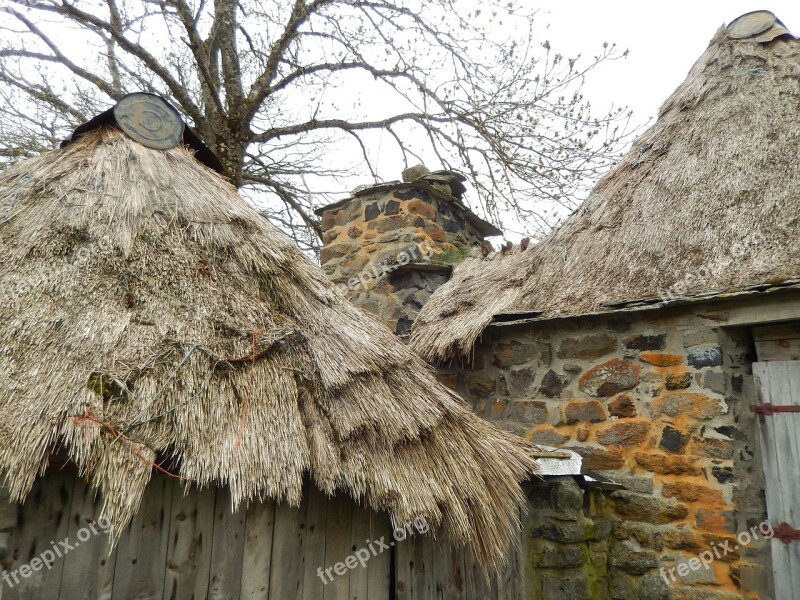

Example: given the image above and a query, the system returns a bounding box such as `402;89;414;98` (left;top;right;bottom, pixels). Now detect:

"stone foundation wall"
523;477;613;599
438;307;773;599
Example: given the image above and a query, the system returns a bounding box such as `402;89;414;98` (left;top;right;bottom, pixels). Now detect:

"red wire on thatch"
73;406;193;481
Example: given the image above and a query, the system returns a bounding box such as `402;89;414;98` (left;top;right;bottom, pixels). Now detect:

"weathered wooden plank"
239;498;276;600
365;513;392;600
267;492;309;598
208;486;247;600
782;362;800;592
432;533;465;600
2;470;75;600
753;361;800;600
347;502;372;600
59;476;117;600
409;527;434;600
111;473;173;600
322;492;353;600
496;540;522;600
755;339;800;361
162;483;216;600
753;323;800;341
301;485;328;600
462;547;493;600
394;524;412;600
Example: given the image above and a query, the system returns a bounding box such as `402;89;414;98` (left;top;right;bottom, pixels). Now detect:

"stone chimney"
316;166;500;336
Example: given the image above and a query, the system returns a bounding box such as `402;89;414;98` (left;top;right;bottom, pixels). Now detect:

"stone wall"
317;182;492;334
437;307;773;599
523;477;613;599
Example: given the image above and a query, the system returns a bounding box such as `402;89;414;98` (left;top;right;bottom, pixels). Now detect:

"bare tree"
0;0;634;250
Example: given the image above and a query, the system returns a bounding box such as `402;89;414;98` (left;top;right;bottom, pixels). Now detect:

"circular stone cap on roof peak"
113;92;185;150
727;10;776;39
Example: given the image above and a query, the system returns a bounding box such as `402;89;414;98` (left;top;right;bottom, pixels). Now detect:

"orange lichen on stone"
406;198;436;220
639;352;683;367
662;481;725;504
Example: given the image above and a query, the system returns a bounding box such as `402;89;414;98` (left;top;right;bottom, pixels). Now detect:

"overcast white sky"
540;2;800;123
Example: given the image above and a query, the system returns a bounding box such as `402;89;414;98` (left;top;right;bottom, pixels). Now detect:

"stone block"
687;347;723;368
579;359;640;397
609;543;659;575
569;445;624;470
690;437;734;459
634;452;702;475
406;198;435;221
557;334;616;360
635;573;670;600
659;425;690;454
493;341;536;367
711;466;734;484
384;199;401;215
565;401;607;424
608;394;637;418
639;352;683;367
531;427;570;446
465;374;496;398
506;367;535;395
624;334;666;350
665;372;692;390
702;370;726;394
596;421;650;448
319;242;354;264
610;491;689;524
649;393;725;420
542;575;588;600
364;202;381;220
695;508;736;532
663;526;704;552
662;481;725;504
553;478;584;511
610;475;654;495
530;518;611;544
508;400;549;424
530;544;585;568
540;369;568;398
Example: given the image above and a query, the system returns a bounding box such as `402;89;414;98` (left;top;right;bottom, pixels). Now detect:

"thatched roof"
411;19;800;363
0;126;538;569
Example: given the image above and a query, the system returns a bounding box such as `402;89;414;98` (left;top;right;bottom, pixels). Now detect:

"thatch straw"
0;127;538;569
411;28;800;363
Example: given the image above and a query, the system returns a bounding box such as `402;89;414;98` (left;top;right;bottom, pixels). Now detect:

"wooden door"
753;360;800;600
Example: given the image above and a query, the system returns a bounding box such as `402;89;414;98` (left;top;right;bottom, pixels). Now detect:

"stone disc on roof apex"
0;118;538;568
410;13;800;363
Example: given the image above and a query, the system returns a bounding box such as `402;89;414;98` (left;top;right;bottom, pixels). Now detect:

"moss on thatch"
411;28;800;363
0;127;537;570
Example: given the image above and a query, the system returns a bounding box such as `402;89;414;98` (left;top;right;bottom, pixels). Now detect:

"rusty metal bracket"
774;522;800;544
750;403;800;415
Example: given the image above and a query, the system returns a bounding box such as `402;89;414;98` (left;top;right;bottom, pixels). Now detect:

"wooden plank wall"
1;473;525;600
753;360;800;600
